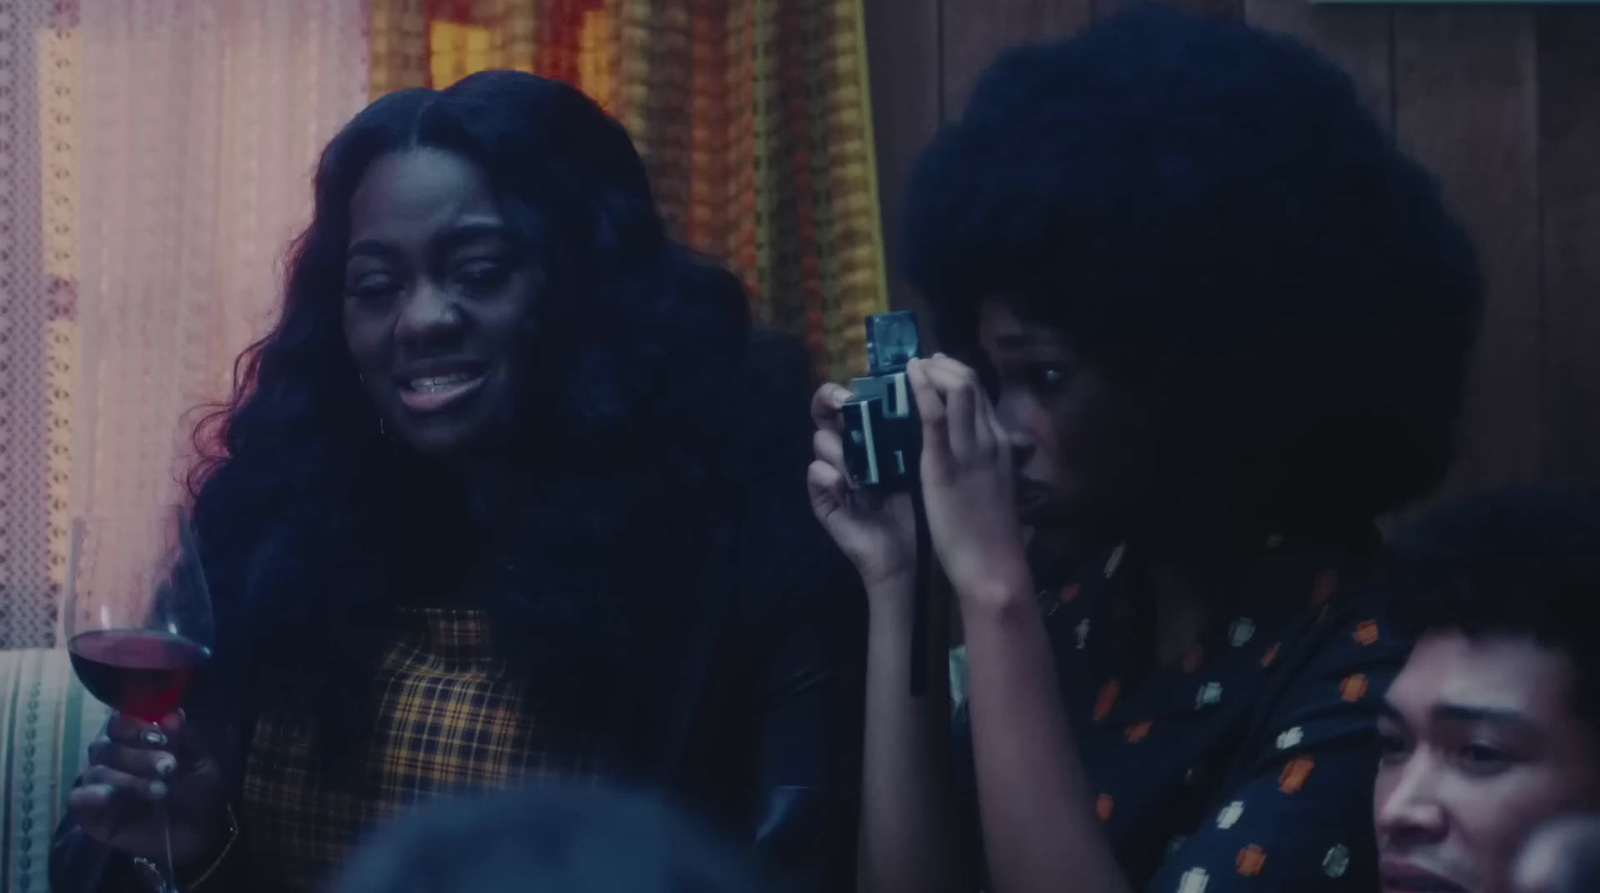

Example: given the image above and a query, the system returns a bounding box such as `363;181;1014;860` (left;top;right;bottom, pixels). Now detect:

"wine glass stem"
156;798;178;893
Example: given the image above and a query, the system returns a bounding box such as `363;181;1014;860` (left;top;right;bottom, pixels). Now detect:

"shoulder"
1276;574;1411;687
1242;574;1411;769
732;329;817;467
1147;579;1405;890
720;329;822;566
716;330;862;635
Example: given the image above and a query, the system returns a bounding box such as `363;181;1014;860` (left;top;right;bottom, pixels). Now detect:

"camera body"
841;312;921;492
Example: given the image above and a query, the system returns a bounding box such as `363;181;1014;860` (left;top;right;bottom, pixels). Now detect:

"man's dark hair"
1386;484;1600;732
904;6;1483;529
330;785;772;893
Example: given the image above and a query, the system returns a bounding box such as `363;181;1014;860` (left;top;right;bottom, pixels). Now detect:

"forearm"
960;588;1131;893
858;577;970;893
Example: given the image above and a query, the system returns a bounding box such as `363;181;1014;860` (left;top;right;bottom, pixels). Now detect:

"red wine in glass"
67;630;212;723
66;508;214;893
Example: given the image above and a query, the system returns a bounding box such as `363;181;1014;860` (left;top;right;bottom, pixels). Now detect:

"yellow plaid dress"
240;607;614;891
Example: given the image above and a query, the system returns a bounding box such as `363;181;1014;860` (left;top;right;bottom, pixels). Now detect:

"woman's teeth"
408;373;477;392
395;368;487;413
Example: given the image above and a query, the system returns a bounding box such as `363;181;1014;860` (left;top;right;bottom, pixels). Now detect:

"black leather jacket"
51;332;865;892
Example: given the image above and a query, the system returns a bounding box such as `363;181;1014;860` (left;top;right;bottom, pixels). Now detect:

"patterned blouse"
241;607;614;892
951;535;1407;892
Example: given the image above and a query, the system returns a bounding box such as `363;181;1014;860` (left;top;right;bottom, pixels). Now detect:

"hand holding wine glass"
68;711;228;867
63;508;230;888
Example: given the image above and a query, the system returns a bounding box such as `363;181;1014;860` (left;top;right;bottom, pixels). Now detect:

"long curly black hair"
186;71;751;771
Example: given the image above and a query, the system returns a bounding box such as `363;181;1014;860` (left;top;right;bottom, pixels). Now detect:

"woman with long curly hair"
51;70;861;893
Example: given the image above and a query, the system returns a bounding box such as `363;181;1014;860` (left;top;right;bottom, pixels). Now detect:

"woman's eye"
347;276;400;303
454;260;509;292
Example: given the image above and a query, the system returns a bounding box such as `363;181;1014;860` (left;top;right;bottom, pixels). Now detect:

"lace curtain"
0;0;368;648
369;0;890;381
0;1;79;648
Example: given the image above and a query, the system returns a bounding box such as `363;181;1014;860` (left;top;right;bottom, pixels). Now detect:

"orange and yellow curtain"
369;0;889;380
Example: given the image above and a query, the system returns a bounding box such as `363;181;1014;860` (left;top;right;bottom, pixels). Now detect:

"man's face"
1375;632;1600;893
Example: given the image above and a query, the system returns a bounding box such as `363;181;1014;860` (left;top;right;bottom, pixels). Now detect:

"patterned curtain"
0;0;80;648
0;0;370;648
369;0;889;380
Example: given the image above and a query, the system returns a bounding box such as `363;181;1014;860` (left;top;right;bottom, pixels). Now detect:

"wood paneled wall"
866;0;1600;492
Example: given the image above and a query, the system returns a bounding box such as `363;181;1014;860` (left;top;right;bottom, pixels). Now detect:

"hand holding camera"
903;355;1031;611
809;312;1031;612
808;382;918;598
809;312;923;600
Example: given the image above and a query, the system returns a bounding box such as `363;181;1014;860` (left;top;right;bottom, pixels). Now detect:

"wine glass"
65;506;214;893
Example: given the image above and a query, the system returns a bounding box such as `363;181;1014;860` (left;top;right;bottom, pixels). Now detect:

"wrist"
949;551;1033;614
864;572;918;618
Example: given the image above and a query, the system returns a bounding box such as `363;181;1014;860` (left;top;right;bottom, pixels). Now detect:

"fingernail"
156;756;177;777
148;781;168;798
141;730;167;747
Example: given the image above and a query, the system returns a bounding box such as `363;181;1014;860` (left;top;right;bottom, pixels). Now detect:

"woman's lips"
396;371;487;414
1380;859;1468;893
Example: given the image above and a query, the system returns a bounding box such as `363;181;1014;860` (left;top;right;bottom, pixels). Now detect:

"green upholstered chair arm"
0;649;109;893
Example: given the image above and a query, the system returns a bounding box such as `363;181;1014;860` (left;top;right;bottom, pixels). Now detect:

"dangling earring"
378;416;386;437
